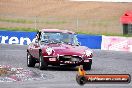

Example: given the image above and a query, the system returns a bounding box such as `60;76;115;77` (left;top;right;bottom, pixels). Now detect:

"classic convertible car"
27;29;93;70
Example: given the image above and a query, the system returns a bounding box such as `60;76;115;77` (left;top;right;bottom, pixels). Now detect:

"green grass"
0;18;34;24
0;27;37;32
44;21;67;25
0;18;67;25
0;27;132;37
77;31;132;37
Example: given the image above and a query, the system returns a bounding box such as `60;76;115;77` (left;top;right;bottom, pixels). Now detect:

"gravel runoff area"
0;44;132;88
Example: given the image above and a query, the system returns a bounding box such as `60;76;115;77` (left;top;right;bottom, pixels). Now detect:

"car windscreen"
40;32;79;45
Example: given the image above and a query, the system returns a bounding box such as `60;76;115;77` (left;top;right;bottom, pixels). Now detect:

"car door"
33;40;40;59
32;31;41;59
28;42;34;57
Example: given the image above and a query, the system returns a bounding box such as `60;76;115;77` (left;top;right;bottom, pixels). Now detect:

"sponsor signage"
76;66;131;85
101;35;132;52
76;74;131;85
0;30;102;49
0;30;36;45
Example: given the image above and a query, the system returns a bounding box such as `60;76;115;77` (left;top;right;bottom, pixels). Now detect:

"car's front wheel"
39;53;48;70
27;52;36;67
83;63;91;70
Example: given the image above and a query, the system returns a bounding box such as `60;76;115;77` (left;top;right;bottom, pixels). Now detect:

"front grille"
59;56;82;62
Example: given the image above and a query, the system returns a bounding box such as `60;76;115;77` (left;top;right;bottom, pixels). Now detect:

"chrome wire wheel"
27;53;30;65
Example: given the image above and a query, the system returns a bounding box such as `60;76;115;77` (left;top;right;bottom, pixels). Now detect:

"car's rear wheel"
27;52;36;67
83;63;91;70
39;53;48;70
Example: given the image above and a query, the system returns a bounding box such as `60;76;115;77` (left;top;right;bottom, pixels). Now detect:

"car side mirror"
76;42;81;46
79;42;81;45
35;39;38;43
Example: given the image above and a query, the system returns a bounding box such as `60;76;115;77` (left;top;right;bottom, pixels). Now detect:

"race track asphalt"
0;44;132;88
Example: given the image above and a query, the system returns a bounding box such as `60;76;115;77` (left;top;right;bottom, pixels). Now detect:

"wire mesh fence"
0;15;123;34
1;0;131;35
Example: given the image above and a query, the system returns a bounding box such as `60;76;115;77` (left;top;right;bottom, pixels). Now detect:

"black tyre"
83;63;91;70
39;53;48;70
27;52;36;67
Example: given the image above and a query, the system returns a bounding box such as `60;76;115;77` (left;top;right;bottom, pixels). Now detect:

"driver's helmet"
41;34;50;42
44;35;49;40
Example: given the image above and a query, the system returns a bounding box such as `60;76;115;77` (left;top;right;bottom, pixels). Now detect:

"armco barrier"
0;30;102;49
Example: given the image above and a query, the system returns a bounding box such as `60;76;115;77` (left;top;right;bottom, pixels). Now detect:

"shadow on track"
34;65;78;71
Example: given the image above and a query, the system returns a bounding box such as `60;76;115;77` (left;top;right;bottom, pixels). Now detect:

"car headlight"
84;50;92;57
46;47;53;55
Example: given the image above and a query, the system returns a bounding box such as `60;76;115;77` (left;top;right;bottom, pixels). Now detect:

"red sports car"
27;29;93;70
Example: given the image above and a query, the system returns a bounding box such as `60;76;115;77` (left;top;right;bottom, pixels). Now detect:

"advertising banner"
0;30;102;49
101;35;132;52
0;30;36;45
77;34;102;49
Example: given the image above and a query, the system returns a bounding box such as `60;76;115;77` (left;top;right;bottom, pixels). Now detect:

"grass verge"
0;18;67;24
0;18;33;24
0;27;132;37
0;27;37;32
77;31;132;37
